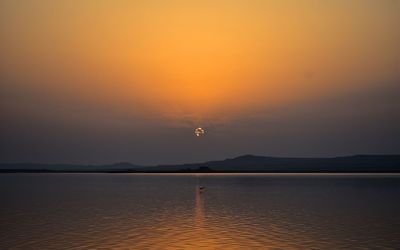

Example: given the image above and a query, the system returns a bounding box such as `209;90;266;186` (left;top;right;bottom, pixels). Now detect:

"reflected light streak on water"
1;173;400;249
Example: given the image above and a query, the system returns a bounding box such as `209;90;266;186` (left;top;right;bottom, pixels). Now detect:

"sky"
0;0;399;165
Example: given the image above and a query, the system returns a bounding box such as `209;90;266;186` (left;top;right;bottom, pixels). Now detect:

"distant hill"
0;162;139;172
148;155;400;173
1;155;400;173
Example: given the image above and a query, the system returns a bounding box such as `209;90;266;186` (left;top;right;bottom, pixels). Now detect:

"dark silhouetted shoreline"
1;155;400;173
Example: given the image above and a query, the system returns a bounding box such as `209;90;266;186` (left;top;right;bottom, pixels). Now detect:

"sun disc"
194;127;205;137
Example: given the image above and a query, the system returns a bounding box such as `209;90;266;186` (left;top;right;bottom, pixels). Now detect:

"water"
1;173;400;249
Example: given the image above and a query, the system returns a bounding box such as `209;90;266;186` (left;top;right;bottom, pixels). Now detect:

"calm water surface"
1;173;400;249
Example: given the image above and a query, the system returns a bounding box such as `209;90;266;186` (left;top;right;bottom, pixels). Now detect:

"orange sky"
1;0;399;164
1;0;399;127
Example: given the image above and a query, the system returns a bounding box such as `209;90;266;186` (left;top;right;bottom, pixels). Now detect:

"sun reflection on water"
2;174;400;249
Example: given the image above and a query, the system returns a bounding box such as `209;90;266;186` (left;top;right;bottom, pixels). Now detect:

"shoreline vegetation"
1;155;400;173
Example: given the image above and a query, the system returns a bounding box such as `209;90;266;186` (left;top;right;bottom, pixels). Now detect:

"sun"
194;127;205;137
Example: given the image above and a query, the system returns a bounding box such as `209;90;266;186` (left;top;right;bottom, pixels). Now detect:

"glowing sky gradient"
1;0;399;164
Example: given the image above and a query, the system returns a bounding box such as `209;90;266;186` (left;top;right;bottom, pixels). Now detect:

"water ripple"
1;174;400;249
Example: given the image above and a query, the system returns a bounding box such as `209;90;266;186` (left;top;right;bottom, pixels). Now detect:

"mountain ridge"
1;154;400;173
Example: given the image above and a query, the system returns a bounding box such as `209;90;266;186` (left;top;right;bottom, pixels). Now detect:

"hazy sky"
1;0;399;165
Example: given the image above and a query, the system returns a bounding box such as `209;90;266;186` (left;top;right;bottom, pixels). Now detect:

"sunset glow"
1;0;399;164
1;2;400;249
2;0;399;126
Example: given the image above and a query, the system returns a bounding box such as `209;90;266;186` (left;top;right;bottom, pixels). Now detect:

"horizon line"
1;153;400;167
